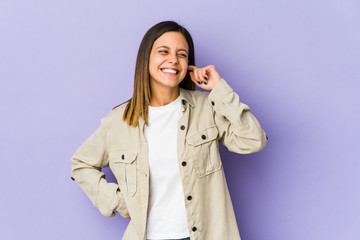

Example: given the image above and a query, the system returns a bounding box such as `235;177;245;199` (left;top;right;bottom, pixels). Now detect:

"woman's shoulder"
111;100;130;111
182;88;210;107
100;100;129;122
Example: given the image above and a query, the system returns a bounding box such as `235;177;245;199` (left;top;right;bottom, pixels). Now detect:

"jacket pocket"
109;149;137;197
186;126;222;177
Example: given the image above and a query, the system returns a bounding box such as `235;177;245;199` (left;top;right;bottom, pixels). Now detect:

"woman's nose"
167;54;179;64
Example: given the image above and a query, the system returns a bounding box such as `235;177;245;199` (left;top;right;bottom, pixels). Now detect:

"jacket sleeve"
208;78;268;154
70;114;129;218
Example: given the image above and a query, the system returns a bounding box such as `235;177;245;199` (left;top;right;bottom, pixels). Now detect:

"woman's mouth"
161;68;179;75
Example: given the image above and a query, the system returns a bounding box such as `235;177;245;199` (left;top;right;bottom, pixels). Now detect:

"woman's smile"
160;68;180;76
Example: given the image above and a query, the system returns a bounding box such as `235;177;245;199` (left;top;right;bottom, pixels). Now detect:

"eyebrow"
156;46;188;54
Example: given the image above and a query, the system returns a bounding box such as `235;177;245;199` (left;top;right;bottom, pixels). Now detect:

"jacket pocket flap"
187;126;219;146
109;150;137;164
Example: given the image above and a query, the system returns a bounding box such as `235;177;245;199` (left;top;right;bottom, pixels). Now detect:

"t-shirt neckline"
148;95;181;110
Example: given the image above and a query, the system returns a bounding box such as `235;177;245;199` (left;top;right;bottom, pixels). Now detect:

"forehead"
153;31;189;50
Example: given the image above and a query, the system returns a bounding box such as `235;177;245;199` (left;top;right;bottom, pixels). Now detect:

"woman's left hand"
188;65;222;91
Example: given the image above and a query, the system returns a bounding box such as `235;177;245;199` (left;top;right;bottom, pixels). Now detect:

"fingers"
199;68;208;83
187;65;196;71
188;65;208;85
193;69;200;84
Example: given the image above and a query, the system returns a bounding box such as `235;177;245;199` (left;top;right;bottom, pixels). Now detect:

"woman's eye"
158;50;187;58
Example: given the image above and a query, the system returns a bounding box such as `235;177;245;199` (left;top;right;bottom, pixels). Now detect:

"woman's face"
148;31;189;91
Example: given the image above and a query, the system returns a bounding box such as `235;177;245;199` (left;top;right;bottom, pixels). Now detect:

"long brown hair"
118;21;195;127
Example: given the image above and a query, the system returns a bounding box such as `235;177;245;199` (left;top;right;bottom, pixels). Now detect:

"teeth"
162;69;177;74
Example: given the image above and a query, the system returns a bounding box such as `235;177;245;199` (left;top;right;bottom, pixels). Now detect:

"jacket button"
121;154;125;160
187;195;192;201
71;177;75;181
201;135;206;140
180;125;185;130
181;161;187;166
192;226;197;232
211;101;215;106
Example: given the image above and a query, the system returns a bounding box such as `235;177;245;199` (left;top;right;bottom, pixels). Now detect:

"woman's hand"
188;65;222;91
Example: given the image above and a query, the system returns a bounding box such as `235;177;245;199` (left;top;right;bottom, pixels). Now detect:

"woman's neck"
149;86;180;107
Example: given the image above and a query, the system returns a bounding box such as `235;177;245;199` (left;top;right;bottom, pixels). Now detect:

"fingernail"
197;81;201;84
204;77;208;80
204;82;207;85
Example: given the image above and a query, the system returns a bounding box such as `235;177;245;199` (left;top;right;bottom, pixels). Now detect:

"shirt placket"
177;99;200;239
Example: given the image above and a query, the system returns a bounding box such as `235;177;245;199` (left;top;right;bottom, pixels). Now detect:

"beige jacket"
70;78;267;240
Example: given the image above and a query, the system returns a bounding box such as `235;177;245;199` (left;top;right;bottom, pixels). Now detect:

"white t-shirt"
144;95;190;239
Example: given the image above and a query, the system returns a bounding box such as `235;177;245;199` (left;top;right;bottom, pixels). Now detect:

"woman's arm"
208;78;267;153
70;116;129;218
188;65;267;154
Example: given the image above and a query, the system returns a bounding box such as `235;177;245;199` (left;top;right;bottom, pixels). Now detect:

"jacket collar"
139;87;194;129
179;87;194;108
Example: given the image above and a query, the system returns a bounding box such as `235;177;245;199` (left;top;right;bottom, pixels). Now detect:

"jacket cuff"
93;178;121;217
115;189;130;218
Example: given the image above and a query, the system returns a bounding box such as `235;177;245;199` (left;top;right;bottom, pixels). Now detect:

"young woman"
70;21;267;240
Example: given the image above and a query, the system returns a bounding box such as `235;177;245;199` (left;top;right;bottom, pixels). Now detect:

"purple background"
1;0;359;239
